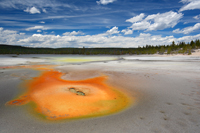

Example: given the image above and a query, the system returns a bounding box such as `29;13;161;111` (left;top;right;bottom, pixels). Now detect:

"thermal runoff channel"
5;65;131;120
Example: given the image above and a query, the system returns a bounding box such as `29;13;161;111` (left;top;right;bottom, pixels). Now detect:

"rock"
69;88;85;96
76;91;85;96
69;88;77;93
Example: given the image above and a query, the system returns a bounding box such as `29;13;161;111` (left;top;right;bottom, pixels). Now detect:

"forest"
0;39;200;55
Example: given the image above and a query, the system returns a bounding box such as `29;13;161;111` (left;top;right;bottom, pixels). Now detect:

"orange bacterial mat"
6;66;131;120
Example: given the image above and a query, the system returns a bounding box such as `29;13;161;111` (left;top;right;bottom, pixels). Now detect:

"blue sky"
0;0;200;48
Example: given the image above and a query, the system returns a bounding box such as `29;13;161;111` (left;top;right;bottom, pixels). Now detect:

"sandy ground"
0;54;200;133
192;49;200;56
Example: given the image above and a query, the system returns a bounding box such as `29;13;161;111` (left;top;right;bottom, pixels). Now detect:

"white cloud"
126;13;145;23
179;0;200;12
145;14;157;21
146;11;183;31
26;26;47;31
63;31;85;36
24;7;40;14
20;33;25;35
17;31;200;48
39;21;45;24
42;8;47;13
1;27;200;48
176;33;200;42
173;23;200;34
0;0;77;12
194;14;200;20
121;29;133;35
0;27;25;45
122;11;183;34
37;30;42;32
3;30;17;34
106;26;120;35
129;21;151;31
96;0;116;5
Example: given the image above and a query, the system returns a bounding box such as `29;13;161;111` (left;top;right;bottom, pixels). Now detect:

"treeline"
0;45;136;55
137;39;200;55
0;39;200;55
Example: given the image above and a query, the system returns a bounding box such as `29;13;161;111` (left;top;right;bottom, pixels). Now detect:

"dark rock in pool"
13;101;18;103
76;91;85;96
69;88;77;93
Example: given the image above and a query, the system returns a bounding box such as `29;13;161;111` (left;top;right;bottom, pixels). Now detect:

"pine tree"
167;47;171;54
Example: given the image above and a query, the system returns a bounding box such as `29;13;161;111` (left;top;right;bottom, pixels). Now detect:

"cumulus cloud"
37;30;42;32
122;11;183;35
0;27;25;45
106;26;120;35
173;23;200;34
2;29;17;34
26;26;47;31
121;29;133;35
24;7;40;14
126;13;145;23
145;11;183;31
96;0;116;5
1;27;200;48
17;31;200;48
179;0;200;12
129;21;151;31
63;31;85;36
194;14;200;20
